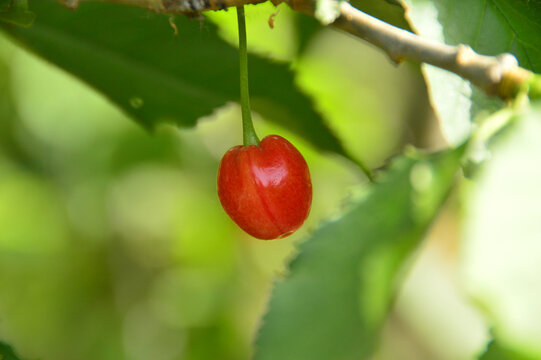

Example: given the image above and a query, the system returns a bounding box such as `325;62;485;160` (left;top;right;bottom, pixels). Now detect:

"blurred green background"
0;3;525;360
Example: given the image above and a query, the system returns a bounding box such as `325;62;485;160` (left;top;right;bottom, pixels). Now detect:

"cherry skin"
217;135;312;240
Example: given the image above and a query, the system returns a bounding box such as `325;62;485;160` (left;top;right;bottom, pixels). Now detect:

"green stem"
237;6;260;147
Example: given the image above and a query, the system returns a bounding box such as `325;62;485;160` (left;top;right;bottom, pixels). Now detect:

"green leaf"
0;0;35;27
405;0;541;72
254;145;465;360
462;103;541;357
478;0;541;73
400;0;541;145
0;341;23;360
0;1;350;159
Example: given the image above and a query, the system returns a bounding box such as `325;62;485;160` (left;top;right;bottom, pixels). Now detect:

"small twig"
57;0;535;99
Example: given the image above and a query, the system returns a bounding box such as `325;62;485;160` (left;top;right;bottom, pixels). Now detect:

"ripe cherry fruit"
217;135;312;240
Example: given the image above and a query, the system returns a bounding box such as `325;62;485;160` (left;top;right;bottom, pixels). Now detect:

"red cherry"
217;135;312;240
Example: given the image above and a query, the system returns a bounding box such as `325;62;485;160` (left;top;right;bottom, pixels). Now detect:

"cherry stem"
236;5;260;147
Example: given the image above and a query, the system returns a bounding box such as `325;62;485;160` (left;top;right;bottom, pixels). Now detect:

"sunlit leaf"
254;145;465;360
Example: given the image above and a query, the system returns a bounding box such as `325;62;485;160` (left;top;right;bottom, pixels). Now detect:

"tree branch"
289;0;533;99
58;0;535;99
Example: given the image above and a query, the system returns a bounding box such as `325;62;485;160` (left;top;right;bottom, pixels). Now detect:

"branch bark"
58;0;534;99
